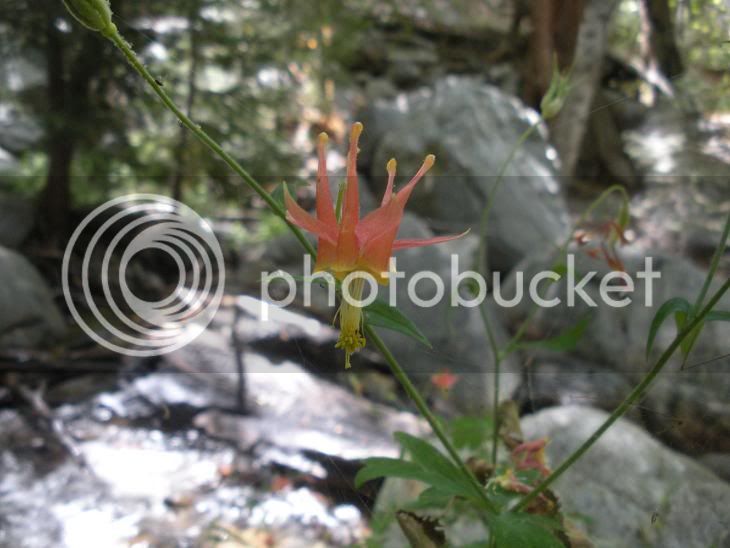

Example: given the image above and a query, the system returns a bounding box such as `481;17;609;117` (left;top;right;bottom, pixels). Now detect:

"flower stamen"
335;277;366;368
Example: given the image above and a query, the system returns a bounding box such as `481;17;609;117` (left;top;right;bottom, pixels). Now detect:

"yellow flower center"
334;276;367;368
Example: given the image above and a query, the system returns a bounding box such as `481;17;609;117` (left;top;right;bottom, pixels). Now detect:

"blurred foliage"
1;0;729;219
610;0;730;111
0;0;374;215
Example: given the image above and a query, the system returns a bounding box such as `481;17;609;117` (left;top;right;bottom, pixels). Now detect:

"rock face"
502;250;730;454
358;77;569;272
0;246;65;348
522;406;730;548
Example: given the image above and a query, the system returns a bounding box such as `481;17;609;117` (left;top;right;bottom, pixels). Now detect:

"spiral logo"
62;194;225;356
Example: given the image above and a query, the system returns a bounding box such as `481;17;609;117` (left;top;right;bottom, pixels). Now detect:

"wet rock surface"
0;302;429;547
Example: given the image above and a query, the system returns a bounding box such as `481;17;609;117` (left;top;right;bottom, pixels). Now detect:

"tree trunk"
523;0;585;108
643;0;683;79
39;8;73;242
39;2;113;243
550;0;620;177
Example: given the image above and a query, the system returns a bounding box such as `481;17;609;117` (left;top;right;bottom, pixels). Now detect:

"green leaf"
450;416;493;450
550;261;568;279
355;455;467;500
394;432;479;500
354;457;428;488
270;182;287;208
489;513;564;548
646;297;692;358
707;310;730;322
675;311;704;359
514;315;592;352
394;432;459;478
404;487;455;510
364;298;432;348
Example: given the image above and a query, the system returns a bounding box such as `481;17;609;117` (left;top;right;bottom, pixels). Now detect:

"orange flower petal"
356;197;403;248
284;186;338;244
316;133;337;226
358;224;400;280
340;123;362;233
395;154;435;205
392;230;470;251
381;158;397;206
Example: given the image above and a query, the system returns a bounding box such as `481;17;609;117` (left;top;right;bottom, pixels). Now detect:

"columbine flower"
285;122;465;368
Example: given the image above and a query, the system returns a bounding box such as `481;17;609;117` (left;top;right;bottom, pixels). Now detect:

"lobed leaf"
354;458;426;488
489;512;564;548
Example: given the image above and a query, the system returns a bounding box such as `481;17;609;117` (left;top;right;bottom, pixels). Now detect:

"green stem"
366;325;498;515
479;302;501;466
105;30;315;257
513;277;730;512
693;213;730;312
477;120;541;276
476;120;540;465
502;183;632;358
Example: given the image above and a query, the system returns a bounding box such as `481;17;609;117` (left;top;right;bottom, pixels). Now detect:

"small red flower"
431;370;459;391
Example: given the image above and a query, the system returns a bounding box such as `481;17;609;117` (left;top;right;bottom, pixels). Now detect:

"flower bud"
62;0;114;34
540;58;571;120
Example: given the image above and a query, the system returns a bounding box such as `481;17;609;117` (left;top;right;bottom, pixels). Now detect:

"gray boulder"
522;406;730;548
0;246;65;348
358;77;569;271
502;250;730;453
